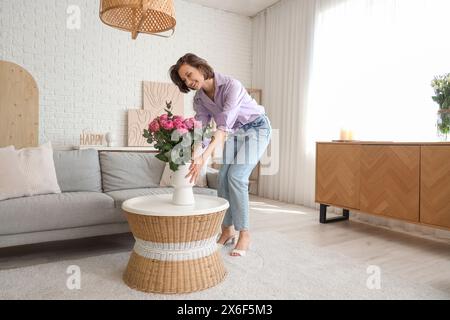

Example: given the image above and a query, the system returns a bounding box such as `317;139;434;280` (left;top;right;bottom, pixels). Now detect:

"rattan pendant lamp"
99;0;176;39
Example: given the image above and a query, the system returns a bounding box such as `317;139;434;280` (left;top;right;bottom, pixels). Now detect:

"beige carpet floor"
0;231;448;300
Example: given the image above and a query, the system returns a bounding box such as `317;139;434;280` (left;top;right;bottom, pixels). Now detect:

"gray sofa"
0;149;218;248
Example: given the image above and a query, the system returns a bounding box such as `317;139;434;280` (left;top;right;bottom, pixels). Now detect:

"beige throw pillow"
16;142;61;196
159;162;174;187
0;146;29;201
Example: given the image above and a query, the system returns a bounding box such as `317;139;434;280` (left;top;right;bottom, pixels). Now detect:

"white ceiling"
184;0;280;17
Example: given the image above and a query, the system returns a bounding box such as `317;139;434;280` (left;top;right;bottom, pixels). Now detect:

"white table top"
122;194;229;216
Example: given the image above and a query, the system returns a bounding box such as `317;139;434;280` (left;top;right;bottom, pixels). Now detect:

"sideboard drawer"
316;144;360;210
421;146;450;228
360;146;420;222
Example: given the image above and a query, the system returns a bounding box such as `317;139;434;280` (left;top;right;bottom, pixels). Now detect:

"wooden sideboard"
315;141;450;230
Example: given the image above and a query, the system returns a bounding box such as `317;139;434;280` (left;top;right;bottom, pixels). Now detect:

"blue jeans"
217;114;272;231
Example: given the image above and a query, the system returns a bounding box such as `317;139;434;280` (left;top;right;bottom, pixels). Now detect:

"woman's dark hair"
169;53;214;93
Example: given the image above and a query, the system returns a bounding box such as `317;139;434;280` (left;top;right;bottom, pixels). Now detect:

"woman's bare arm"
186;129;227;182
199;129;227;162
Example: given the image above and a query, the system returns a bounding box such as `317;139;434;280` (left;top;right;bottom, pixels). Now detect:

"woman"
169;53;272;257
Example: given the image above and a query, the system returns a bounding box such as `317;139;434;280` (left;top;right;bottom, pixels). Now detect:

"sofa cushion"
4;142;62;199
0;192;122;235
53;149;102;192
99;152;166;192
106;187;218;208
0;146;29;201
206;167;219;189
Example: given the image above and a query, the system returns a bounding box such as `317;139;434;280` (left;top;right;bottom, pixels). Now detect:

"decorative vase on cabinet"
437;109;450;142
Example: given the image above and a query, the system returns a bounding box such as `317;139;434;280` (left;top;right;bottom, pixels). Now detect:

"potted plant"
143;101;213;205
431;73;450;141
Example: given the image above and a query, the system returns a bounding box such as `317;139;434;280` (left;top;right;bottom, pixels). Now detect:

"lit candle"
340;128;349;140
347;130;354;140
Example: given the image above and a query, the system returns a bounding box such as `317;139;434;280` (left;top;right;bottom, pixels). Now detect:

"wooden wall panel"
360;146;420;222
142;81;183;115
0;61;39;148
128;110;153;147
128;81;184;147
247;88;261;106
421;147;450;228
316;144;361;209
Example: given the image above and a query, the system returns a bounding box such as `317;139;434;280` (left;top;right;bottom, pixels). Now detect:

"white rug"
0;231;448;300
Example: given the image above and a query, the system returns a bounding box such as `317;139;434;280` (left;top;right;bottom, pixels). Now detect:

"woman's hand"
185;155;205;184
185;129;226;184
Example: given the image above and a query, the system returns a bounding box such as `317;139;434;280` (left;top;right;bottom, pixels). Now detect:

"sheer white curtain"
252;0;450;207
252;0;318;206
307;0;450;153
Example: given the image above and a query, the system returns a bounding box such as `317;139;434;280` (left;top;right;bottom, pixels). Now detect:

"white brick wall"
0;0;252;147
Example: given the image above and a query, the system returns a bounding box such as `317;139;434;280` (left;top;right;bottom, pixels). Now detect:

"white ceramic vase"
171;162;195;205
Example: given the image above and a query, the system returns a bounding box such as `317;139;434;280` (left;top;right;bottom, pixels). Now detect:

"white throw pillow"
0;146;29;201
15;142;61;197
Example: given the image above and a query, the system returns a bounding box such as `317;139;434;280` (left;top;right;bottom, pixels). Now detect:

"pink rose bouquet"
143;101;213;171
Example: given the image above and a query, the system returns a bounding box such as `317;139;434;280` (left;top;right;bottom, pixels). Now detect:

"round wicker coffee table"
121;193;229;294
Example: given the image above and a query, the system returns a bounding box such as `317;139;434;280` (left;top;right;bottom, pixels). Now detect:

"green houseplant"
431;73;450;141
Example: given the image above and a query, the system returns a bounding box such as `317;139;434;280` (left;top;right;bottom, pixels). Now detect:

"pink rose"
184;118;195;130
173;118;184;129
160;119;174;130
176;126;189;135
149;120;160;132
159;114;168;121
173;115;184;122
193;119;203;128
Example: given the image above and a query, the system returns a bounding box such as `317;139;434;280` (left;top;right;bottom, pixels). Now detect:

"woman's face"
178;63;205;90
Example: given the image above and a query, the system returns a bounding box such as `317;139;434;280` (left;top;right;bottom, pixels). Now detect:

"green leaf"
163;143;172;152
155;153;169;163
169;160;179;172
164;101;174;118
443;100;450;109
164;110;173;118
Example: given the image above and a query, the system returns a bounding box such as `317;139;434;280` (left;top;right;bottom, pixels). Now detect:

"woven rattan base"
122;204;228;294
123;250;227;294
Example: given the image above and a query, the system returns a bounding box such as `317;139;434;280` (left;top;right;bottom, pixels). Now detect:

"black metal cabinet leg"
319;204;350;224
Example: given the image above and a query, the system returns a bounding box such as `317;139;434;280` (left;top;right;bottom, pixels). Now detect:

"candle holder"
339;128;354;141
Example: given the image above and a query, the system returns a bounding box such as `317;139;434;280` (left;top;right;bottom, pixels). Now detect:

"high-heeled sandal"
230;242;251;257
230;248;247;257
216;234;237;249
